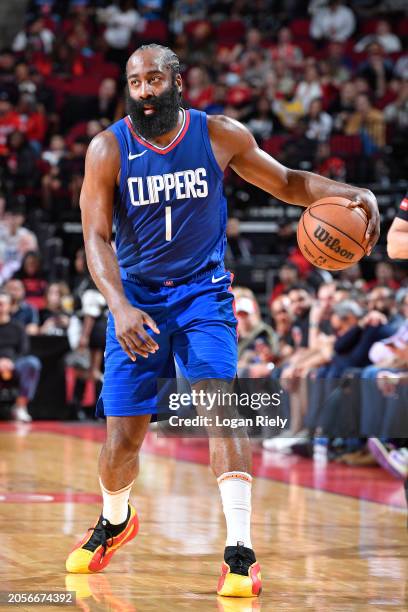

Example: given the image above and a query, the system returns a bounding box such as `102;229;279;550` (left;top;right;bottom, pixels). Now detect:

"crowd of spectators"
233;271;408;478
0;0;406;221
0;0;407;481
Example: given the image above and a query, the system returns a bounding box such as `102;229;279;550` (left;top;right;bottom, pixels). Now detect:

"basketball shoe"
217;543;262;597
66;504;138;573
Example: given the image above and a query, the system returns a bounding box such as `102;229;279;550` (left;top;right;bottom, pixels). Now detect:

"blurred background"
0;0;407;474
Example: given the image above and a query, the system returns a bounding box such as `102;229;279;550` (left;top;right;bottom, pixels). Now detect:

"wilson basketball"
297;197;369;271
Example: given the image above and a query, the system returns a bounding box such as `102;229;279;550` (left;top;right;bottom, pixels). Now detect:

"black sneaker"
217;542;262;597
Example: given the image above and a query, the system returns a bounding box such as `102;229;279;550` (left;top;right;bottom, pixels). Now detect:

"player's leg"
66;415;150;574
191;378;261;597
172;271;261;597
67;280;174;574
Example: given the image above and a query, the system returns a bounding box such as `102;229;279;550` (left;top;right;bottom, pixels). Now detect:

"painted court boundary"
0;421;405;509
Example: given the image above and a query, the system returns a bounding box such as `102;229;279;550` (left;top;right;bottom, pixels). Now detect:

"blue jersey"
108;108;227;285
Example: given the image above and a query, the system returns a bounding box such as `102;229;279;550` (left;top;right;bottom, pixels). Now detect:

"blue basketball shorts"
96;266;237;418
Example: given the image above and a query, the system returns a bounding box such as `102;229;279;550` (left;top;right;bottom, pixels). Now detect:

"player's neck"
135;108;184;148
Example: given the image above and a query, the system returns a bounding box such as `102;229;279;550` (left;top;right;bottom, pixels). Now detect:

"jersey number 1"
165;206;172;241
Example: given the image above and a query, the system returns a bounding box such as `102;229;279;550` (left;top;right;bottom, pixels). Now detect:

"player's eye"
150;76;160;83
130;80;139;86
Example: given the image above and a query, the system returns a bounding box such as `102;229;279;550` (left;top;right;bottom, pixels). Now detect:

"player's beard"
125;81;181;140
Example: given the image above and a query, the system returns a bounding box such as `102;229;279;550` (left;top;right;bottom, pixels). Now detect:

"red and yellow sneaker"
66;505;138;574
217;543;262;598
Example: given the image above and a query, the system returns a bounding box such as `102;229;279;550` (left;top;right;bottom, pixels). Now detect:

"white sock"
217;471;252;549
99;478;134;525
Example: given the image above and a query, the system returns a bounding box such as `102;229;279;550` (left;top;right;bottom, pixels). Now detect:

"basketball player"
387;193;408;259
66;45;380;597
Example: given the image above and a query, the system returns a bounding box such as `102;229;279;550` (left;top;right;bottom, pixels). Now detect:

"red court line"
0;422;405;509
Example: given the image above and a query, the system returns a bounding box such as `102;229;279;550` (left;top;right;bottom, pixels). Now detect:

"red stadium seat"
216;19;246;45
141;20;169;44
330;135;362;156
360;18;381;35
296;39;317;58
397;18;408;37
261;135;289;157
290;19;311;39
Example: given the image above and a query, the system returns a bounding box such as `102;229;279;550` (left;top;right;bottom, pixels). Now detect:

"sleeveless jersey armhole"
107;125;129;198
199;112;224;180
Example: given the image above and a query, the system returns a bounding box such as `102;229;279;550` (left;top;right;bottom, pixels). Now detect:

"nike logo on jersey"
212;274;227;283
129;150;147;160
127;168;209;206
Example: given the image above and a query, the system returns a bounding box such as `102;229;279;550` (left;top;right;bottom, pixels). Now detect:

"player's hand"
114;304;160;361
346;190;380;255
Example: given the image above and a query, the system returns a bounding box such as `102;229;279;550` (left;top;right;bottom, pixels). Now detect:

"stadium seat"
290;19;311;39
397;18;408;37
141;20;169;44
330;135;362;156
261;135;290;158
216;19;246;45
360;18;381;35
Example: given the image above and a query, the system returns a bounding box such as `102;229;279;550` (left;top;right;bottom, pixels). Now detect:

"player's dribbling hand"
346;189;380;255
114;304;160;361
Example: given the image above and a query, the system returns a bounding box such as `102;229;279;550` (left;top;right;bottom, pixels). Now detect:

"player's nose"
139;82;152;99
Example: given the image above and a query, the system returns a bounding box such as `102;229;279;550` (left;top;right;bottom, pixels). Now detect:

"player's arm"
387;218;408;259
209;116;380;254
80;131;159;361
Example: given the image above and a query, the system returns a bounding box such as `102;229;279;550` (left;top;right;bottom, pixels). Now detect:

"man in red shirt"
0;92;20;156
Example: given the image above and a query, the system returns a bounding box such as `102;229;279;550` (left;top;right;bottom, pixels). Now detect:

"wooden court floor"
0;422;407;611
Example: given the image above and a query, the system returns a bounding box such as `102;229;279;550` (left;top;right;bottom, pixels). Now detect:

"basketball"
297;197;369;271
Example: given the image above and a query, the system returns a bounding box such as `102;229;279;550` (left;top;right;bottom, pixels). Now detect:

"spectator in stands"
13;251;47;310
367;262;400;291
394;54;408;80
354;19;402;54
329;302;395;375
270;27;303;69
70;247;93;305
0;91;20;156
3;131;40;194
329;81;356;132
287;284;314;348
384;79;408;130
272;80;304;130
39;282;71;335
96;79;120;123
171;0;207;34
367;286;401;329
77;286;107;382
235;293;278;378
358;42;394;99
345;93;385;150
304;98;333;142
184;66;214;110
12;16;55;55
246;96;275;141
296;64;323;112
314;141;346;181
0;290;41;422
16;93;47;147
323;42;351;85
269;262;300;304
310;0;356;43
4;278;39;334
97;0;145;66
41;134;66;167
225;217;252;263
0;209;38;284
269;295;295;364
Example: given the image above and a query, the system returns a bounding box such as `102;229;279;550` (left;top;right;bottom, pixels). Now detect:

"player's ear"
175;73;182;94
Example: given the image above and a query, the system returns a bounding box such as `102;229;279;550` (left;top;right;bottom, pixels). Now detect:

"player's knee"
105;431;142;462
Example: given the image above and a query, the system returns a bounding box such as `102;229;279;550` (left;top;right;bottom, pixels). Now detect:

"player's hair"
133;44;180;77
